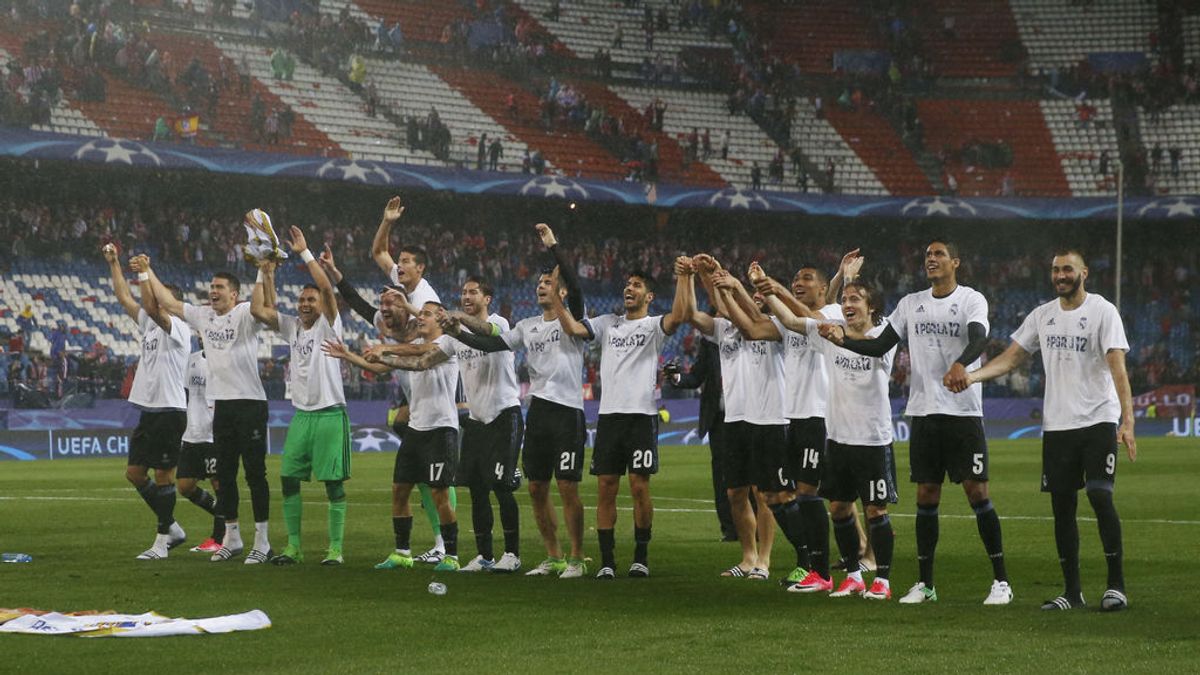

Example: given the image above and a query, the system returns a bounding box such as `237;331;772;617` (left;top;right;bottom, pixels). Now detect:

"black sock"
798;496;830;578
868;514;894;580
154;484;177;535
1087;488;1124;591
496;489;520;556
393;515;413;552
832;516;859;572
972;499;1007;582
247;473;271;523
916;502;939;588
769;500;808;569
470;486;494;561
1051;492;1082;599
633;526;651;565
598;528;616;569
441;520;458;558
211;515;226;542
187;488;218;515
135;480;157;518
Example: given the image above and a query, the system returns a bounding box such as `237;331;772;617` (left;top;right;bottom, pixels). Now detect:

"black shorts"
820;440;899;506
1041;423;1118;493
787;417;826;488
723;421;791;492
909;415;989;484
177;441;218;480
523;397;586;482
591;413;659;476
394;426;459;488
458;406;523;491
128;410;186;469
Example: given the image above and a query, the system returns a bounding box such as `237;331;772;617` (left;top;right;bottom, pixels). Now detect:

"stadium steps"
1008;0;1156;70
142;32;340;156
501;0;576;58
822;106;930;195
742;0;881;74
916;99;1069;197
569;80;726;188
63;72;178;142
913;0;1024;78
1041;99;1120;197
432;66;628;180
349;0;475;43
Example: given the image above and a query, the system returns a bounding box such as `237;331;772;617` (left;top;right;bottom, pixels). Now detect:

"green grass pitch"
1;437;1197;673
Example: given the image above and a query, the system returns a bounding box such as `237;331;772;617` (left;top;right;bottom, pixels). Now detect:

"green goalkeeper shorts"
281;406;352;482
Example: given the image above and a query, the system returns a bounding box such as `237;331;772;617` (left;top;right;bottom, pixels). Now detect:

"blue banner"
1087;52;1148;75
1;127;1198;220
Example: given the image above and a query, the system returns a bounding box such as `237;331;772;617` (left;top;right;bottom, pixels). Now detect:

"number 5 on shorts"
972;453;984;475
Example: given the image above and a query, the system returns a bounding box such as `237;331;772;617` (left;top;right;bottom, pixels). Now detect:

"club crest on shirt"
949;303;959;315
1078;316;1088;330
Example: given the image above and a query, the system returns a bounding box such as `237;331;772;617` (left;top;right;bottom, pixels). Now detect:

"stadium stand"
1138;104;1200;195
0;47;102;136
1008;0;1157;71
819;103;926;195
1041;98;1120;196
912;0;1025;79
742;0;881;75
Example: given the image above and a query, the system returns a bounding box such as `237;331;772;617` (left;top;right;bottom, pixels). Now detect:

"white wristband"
300;249;315;263
256;269;265;283
136;272;149;282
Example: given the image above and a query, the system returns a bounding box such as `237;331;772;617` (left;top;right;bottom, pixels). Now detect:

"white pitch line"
2;495;1198;526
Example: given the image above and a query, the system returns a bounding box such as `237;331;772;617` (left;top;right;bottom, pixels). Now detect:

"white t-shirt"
372;311;413;404
888;285;989;417
501;314;589;410
713;317;787;426
782;303;843;420
442;314;521;424
279;313;346;411
1010;293;1129;431
182;351;214;444
183;302;266;401
387;271;440;309
409;334;460;431
809;319;896;446
128;309;189;410
591;313;668;415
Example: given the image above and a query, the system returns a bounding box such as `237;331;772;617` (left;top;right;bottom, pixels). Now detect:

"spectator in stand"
153;116;170;142
1098;149;1110;177
1151;144;1163;175
750;162;762;191
265;108;280;145
1169;147;1181;178
488;137;503;171
720;130;730;160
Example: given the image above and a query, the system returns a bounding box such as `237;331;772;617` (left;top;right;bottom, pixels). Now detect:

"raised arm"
714;274;779;341
141;257;186;319
129;255;171;331
251;260;281;330
825;248;863;306
322;339;394;375
957;341;1030;392
289;226;338;323
537;223;585;320
679;261;715;335
550;288;593;339
662;256;692;334
1106;349;1137;461
371;196;404;276
448;310;501;337
439;315;511;352
760;292;811;334
380;348;451;372
103;245;140;320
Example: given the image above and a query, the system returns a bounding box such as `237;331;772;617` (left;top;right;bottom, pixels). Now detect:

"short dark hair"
400;246;428;268
1053;247;1087;265
422;300;445;310
928;239;960;260
464;275;494;298
300;283;320;293
627;270;655;293
213;272;240;293
163;283;184;302
843;281;884;326
795;266;828;286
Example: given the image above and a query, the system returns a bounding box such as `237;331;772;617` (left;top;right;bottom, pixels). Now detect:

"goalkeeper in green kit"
253;225;352;565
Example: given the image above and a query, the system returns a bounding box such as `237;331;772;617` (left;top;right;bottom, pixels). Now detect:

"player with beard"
829;241;1011;605
325;302;464;572
441;223;593;579
104;247;189;560
551;269;685;578
145;256;277;564
950;249;1135;612
248;227;351;566
319;246;456;564
774;283;899;600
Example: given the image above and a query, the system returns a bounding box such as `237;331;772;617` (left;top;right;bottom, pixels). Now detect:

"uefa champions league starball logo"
73;138;162;166
707;187;770;210
316;159;392;184
351;427;400;453
901;197;978;217
519;176;590;200
1136;197;1200;218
